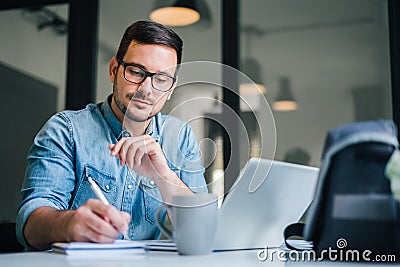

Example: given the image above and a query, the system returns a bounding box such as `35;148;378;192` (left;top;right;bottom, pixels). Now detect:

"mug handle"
155;205;172;239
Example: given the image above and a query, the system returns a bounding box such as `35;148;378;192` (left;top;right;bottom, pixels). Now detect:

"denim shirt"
16;97;207;250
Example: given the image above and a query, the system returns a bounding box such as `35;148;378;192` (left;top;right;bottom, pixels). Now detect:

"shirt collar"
101;95;159;141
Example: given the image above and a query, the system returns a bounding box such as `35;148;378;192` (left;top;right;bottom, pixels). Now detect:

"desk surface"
0;250;393;267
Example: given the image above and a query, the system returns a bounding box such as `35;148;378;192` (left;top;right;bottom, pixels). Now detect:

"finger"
83;200;122;232
113;136;155;166
72;215;116;243
141;140;164;162
70;222;95;242
110;137;126;156
112;135;152;154
109;145;120;162
121;136;149;168
112;136;149;155
75;202;120;239
129;138;153;168
88;199;129;234
83;227;117;243
127;138;155;168
119;140;132;166
86;218;119;240
134;144;146;166
135;138;157;165
125;142;138;169
109;144;123;161
119;211;131;224
118;138;140;166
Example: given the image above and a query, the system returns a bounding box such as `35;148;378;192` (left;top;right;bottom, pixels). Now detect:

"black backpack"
285;120;400;261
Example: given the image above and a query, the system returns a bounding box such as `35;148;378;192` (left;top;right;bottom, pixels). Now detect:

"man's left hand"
109;135;172;182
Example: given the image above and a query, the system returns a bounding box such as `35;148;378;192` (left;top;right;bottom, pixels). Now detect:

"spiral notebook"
52;240;145;258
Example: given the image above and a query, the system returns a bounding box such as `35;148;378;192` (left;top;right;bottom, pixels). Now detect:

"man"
16;20;207;250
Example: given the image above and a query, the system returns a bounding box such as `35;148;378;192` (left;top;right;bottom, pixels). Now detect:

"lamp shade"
240;57;266;95
150;0;201;27
273;77;297;111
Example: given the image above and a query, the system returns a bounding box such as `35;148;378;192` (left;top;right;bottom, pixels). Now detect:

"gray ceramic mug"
155;193;218;255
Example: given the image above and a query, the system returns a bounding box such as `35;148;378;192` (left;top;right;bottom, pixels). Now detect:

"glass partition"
0;4;67;222
240;0;392;167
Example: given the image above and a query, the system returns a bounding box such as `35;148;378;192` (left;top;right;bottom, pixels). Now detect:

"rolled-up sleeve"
16;113;76;249
178;123;208;194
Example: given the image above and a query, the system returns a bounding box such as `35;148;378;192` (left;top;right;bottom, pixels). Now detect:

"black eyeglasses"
117;59;176;92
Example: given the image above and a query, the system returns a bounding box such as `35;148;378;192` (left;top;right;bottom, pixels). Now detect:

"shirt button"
123;132;130;137
105;185;110;190
127;184;133;189
149;180;155;186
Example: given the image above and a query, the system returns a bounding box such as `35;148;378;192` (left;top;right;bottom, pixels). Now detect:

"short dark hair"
116;20;183;66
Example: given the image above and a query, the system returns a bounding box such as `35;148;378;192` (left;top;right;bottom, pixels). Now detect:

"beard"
112;80;158;123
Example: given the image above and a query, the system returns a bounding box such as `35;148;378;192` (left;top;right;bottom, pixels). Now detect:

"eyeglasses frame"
116;58;177;92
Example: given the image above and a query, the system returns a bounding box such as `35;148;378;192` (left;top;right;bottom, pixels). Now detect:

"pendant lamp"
150;0;201;27
273;77;298;111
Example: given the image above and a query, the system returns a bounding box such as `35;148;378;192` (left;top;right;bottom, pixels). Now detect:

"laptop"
213;157;319;251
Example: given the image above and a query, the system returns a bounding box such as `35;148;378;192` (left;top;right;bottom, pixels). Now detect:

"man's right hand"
64;199;130;243
24;200;131;250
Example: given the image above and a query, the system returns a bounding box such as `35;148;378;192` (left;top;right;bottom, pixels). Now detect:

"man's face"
109;41;177;123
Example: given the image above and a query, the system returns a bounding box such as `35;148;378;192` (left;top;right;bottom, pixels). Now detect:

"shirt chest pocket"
70;165;117;209
141;167;181;224
141;177;162;224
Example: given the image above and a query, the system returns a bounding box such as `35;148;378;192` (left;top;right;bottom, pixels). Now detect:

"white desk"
0;250;392;267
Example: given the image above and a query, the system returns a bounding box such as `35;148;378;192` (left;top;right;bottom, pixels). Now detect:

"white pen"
87;177;130;240
88;177;110;205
